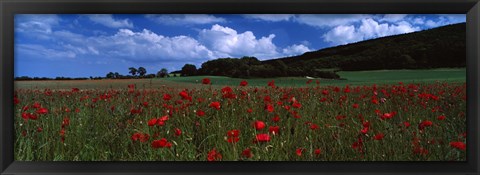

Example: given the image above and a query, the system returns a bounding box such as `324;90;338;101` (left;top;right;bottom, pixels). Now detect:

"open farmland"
14;69;467;161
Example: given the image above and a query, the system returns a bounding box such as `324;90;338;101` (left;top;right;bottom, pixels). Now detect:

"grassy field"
15;68;466;89
13;68;467;161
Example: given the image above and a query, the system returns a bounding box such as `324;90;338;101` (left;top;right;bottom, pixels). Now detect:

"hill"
197;23;466;78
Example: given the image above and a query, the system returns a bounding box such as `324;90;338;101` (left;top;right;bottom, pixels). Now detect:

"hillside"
198;23;466;78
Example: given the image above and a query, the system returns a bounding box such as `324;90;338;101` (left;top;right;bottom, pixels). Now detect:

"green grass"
14;68;466;89
161;68;466;87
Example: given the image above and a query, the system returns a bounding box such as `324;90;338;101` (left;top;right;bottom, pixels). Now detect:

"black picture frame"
1;0;479;174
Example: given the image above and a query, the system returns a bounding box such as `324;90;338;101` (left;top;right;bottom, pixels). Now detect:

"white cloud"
379;14;408;22
323;18;420;45
424;15;466;28
146;14;226;25
198;24;279;59
243;14;294;22
294;14;371;28
282;44;312;56
86;14;133;28
16;14;60;34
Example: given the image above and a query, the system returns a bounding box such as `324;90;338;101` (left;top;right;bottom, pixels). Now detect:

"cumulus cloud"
378;14;408;22
294;14;371;28
323;18;420;45
86;14;133;28
198;24;279;59
243;14;294;22
424;14;466;28
146;14;226;25
282;44;312;56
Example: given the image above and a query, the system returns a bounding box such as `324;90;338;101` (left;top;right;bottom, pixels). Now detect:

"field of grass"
15;68;466;89
13;68;467;161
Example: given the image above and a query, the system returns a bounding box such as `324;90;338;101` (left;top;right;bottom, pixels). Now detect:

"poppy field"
14;77;467;161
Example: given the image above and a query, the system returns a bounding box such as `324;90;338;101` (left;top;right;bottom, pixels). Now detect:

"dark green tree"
181;64;197;76
128;67;137;76
138;67;147;77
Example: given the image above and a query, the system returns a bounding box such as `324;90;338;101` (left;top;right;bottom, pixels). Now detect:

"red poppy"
240;80;248;86
247;108;253;113
179;90;190;100
272;115;280;123
174;128;182;136
256;133;270;142
269;126;280;135
202;78;211;85
314;149;322;155
352;103;359;108
296;148;304;156
227;129;240;137
450;141;466;151
254;121;266;130
196;109;205;117
292;101;302;109
267;80;275;88
14;97;20;105
418;120;433;130
71;88;80;92
361;127;369;134
36;108;48;115
310;124;320;130
209;101;221;110
163;94;172;101
265;104;274;113
62;117;70;127
404;121;411;128
32;102;41;109
437;115;446;120
207;148;222;161
241;148;253;158
151;138;170;149
148;118;158;126
374;133;385;140
37;127;43;132
380;112;394;120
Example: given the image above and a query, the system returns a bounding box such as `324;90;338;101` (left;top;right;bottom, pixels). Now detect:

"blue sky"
15;14;465;78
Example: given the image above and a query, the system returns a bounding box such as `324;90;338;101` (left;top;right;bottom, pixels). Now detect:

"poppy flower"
296;148;304;156
163;94;172;101
202;78;211;85
450;141;466;151
272;115;280;122
196;109;205;117
151;138;170;149
267;80;275;87
207;148;222;161
71;88;80;92
247;108;253;113
404;121;411;128
310;123;320;130
37;127;43;132
254;121;266;130
32;102;41;109
179;90;190;100
227;129;240;137
209;102;221;110
147;118;158;126
437;115;446;120
174;128;182;136
361;127;369;134
418;120;433;130
256;133;270;142
241;148;253;158
36;108;48;115
14;97;20;105
373;133;385;140
352;104;359;109
314;149;322;155
240;80;248;86
265;104;274;113
292;101;302;109
269;126;280;135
